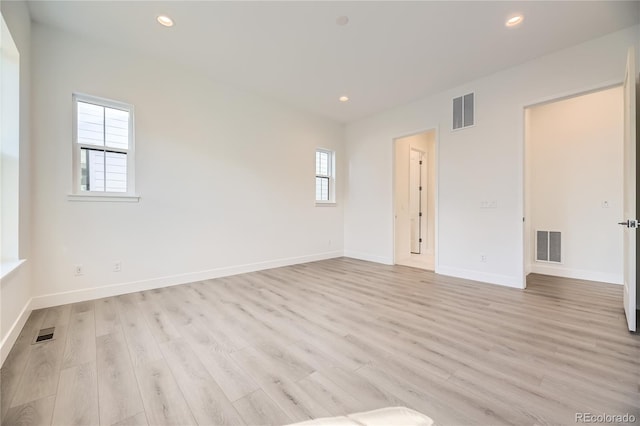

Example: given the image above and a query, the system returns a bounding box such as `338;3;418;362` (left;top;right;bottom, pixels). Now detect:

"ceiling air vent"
536;230;561;263
452;92;474;130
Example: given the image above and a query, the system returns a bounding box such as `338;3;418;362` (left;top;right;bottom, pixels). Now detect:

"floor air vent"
536;230;561;263
33;327;55;343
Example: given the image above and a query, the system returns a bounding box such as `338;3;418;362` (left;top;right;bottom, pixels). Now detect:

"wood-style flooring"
1;258;639;425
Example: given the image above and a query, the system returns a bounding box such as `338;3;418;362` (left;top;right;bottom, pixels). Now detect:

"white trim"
437;265;524;289
434;126;440;274
344;251;393;265
67;193;140;203
0;259;26;280
0;297;33;367
530;264;623;285
315;201;337;207
29;251;344;310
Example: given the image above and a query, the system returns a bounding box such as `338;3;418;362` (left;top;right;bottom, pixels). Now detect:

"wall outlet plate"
74;265;83;276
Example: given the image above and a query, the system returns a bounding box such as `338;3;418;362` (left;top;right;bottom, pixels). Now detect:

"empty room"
1;1;639;425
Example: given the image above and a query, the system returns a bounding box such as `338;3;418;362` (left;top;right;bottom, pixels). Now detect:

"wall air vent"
452;92;474;130
536;230;562;263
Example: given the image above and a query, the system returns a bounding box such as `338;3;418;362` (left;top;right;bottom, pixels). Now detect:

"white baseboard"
0;297;33;367
343;250;393;265
530;264;623;285
30;250;344;310
437;265;524;289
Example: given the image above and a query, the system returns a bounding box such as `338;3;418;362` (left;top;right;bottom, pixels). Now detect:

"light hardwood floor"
1;258;639;425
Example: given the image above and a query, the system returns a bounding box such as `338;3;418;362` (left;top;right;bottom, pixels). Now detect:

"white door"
622;47;637;332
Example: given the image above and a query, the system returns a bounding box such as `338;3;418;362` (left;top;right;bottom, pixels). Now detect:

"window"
315;149;335;203
1;13;23;276
72;93;136;198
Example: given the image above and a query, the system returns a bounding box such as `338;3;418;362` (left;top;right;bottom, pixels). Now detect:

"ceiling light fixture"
157;15;174;27
336;16;349;26
505;14;523;27
339;96;350;102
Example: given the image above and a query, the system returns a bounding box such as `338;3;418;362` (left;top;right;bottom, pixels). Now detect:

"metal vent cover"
33;327;55;344
453;92;474;130
536;230;561;263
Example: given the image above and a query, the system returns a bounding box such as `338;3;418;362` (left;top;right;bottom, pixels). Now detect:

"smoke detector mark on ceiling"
336;16;349;26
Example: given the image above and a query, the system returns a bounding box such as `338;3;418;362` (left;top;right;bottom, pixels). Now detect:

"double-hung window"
315;149;335;203
72;93;135;197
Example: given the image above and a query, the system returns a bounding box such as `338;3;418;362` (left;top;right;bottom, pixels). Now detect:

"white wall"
30;24;345;307
526;87;623;284
0;0;32;364
345;25;639;288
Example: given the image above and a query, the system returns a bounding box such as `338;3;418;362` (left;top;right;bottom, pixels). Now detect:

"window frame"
70;93;138;201
315;148;336;205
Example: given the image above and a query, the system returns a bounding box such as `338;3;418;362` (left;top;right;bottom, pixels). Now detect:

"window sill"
68;193;140;203
315;201;337;207
1;259;26;280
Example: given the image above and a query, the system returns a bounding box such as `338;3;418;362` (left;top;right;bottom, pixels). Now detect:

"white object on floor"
288;407;435;426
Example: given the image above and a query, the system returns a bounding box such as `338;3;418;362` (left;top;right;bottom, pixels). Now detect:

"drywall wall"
394;131;435;269
30;23;344;305
345;25;639;288
0;0;33;364
526;87;623;284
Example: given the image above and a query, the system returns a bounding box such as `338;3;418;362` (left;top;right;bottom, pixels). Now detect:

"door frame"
391;126;440;271
520;79;623;288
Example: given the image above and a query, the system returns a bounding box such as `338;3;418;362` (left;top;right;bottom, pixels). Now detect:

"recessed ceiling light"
505;14;523;27
339;96;349;102
336;16;349;26
157;15;174;27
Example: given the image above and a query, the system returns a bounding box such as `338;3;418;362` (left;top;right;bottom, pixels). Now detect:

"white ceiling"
27;1;640;123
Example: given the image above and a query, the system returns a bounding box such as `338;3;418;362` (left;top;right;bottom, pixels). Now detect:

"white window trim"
0;259;26;280
315;148;336;206
69;93;139;201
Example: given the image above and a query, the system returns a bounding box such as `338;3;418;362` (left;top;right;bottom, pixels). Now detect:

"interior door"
622;47;637;332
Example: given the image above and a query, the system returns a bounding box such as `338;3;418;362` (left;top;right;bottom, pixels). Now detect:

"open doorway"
523;86;623;286
394;130;436;270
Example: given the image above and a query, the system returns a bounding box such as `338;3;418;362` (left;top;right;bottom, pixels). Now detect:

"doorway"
394;130;436;270
523;86;624;286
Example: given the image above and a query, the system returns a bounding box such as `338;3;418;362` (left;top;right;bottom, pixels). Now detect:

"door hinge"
419;238;422;243
419;160;423;165
618;219;640;229
419;212;423;217
419;186;422;191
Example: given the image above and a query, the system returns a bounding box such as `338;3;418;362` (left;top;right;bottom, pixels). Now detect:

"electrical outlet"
480;255;487;263
113;261;122;272
74;264;83;276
